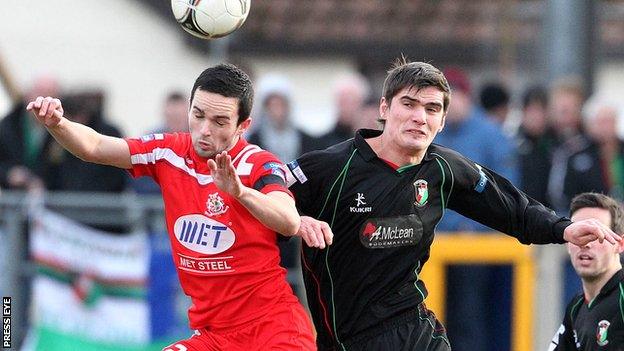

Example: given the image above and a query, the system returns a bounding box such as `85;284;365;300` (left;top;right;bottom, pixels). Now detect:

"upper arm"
93;134;132;169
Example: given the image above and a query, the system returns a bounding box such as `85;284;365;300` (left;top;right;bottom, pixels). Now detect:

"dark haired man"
549;193;624;350
26;63;316;350
287;59;621;350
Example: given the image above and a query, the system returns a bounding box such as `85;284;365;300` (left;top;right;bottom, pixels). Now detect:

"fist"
26;96;64;127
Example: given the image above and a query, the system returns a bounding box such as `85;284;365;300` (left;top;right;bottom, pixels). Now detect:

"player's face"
568;207;623;280
189;90;251;158
379;86;446;155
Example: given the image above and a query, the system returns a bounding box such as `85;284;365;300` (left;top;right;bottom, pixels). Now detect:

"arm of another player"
297;216;333;249
563;218;620;246
26;96;131;169
209;151;301;235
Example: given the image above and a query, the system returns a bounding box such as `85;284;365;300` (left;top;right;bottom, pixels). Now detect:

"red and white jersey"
125;133;297;329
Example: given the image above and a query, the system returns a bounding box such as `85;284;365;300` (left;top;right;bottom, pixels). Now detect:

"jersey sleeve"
124;133;174;183
548;297;581;351
247;151;292;197
442;148;570;244
286;150;326;216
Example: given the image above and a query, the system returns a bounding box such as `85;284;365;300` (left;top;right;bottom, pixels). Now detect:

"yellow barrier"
420;234;535;351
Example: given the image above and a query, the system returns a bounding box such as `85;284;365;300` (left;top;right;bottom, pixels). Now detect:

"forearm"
46;117;103;163
235;188;300;235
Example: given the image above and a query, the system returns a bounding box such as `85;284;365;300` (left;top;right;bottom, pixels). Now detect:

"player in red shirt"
26;64;318;350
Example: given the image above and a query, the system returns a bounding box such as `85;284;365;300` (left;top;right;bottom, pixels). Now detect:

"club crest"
596;320;610;346
414;179;429;207
205;192;229;216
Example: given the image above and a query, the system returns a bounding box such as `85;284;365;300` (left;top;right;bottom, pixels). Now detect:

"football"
171;0;250;40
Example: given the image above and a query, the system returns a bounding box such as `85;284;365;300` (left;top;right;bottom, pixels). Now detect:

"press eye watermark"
2;297;10;349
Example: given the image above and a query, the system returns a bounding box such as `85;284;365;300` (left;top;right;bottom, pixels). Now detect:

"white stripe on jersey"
131;148;214;185
130;145;266;185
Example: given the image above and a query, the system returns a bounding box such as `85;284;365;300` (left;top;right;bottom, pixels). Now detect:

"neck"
582;264;621;302
367;134;425;166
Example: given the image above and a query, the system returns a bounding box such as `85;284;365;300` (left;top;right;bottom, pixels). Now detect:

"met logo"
174;214;235;254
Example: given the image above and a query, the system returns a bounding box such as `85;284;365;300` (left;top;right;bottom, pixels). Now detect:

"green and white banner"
23;208;159;351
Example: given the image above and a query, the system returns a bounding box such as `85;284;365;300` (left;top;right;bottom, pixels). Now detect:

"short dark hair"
166;91;187;104
190;63;254;125
570;192;624;234
382;58;451;113
479;83;509;112
521;85;548;110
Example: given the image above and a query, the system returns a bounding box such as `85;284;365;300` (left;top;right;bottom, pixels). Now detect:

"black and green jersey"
550;269;624;351
288;129;570;350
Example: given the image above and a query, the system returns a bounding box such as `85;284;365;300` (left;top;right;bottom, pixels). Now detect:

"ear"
616;236;624;254
439;113;446;132
379;97;388;121
237;118;252;136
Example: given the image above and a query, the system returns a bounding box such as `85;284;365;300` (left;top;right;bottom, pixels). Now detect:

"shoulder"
564;294;585;320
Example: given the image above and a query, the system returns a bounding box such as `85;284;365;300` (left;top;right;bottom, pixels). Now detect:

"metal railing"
0;190;567;350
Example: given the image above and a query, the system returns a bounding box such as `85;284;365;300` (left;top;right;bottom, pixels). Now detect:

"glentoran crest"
596;320;610;346
205;192;229;216
414;179;429;207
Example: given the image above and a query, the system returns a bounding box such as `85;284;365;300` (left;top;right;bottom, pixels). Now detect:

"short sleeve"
247;151;292;197
125;133;173;182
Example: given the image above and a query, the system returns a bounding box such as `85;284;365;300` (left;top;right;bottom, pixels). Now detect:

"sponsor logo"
350;193;372;213
177;253;234;274
596;320;610;346
359;215;423;248
174;214;235;254
287;160;308;184
414;179;428;207
474;163;487;193
205;193;228;216
139;133;164;143
263;162;286;181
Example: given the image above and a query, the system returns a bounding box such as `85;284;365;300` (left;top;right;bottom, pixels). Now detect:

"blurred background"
1;0;624;350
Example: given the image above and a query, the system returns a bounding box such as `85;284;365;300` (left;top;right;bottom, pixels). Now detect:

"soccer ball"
171;0;250;40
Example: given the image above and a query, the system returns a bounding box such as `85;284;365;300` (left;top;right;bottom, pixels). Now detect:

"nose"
199;120;211;136
412;106;427;125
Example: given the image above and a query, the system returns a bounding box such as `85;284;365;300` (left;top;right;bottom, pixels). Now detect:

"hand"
563;218;622;247
26;96;64;128
207;151;244;197
297;216;333;249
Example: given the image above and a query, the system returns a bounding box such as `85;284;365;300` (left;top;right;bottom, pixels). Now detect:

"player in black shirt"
287;59;621;351
549;193;624;350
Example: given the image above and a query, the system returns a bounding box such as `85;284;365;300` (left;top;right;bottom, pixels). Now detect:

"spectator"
247;74;315;162
0;75;59;190
314;72;370;150
38;91;128;194
479;81;511;126
434;67;518;351
546;77;605;215
515;86;555;206
583;97;624;200
132;91;189;194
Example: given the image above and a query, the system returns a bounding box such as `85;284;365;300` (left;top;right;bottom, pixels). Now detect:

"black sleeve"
548;298;581;350
443;149;569;244
287;152;322;217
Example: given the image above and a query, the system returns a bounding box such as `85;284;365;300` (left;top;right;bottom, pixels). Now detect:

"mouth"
405;129;427;137
197;140;212;150
576;253;594;263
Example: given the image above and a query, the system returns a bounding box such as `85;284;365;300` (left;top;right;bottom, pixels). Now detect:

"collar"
597;268;624;298
190;135;248;163
354;129;435;163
